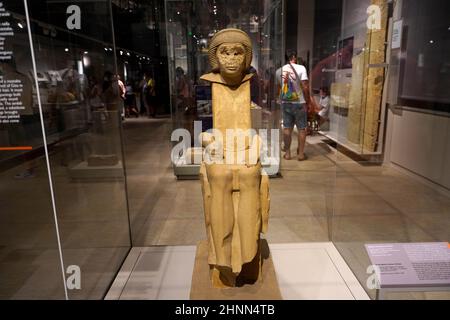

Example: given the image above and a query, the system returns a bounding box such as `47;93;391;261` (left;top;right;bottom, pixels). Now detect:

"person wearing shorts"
276;51;312;161
283;102;308;131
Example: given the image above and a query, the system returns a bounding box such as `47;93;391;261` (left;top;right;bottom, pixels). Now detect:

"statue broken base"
190;239;282;300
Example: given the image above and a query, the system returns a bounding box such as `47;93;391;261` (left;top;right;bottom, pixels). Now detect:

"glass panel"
330;0;395;300
398;0;450;111
166;0;284;179
26;0;131;299
315;0;388;156
328;0;450;300
145;0;287;248
259;0;284;165
110;0;175;246
0;0;66;299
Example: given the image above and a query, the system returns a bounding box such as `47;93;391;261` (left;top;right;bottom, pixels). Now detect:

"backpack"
280;63;303;102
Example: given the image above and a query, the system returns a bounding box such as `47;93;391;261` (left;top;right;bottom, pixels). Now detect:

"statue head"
208;29;252;84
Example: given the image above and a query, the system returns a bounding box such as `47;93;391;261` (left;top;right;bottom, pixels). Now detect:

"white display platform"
318;131;383;156
69;161;125;179
105;242;369;300
173;163;201;180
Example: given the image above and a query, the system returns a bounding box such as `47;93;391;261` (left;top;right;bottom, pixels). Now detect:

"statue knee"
238;166;261;190
206;165;233;188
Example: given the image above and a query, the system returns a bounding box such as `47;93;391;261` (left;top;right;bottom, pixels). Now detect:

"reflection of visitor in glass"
88;76;104;109
175;67;194;114
144;72;157;118
317;86;330;127
249;66;260;105
176;67;189;99
125;80;138;117
263;66;276;110
276;50;312;161
116;74;126;119
101;71;122;111
116;74;126;100
139;74;148;115
61;65;80;101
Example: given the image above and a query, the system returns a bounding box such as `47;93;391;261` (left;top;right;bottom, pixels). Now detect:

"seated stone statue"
199;28;270;288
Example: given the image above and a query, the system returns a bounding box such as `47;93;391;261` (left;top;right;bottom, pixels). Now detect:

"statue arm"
199;163;212;227
260;173;270;234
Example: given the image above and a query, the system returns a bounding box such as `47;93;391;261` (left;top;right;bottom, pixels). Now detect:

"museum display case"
0;0;449;301
165;0;284;178
0;0;131;299
312;0;390;156
327;0;450;300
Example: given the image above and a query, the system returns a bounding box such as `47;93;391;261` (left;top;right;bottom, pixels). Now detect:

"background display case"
1;0;449;301
0;0;131;299
313;0;390;157
165;0;284;178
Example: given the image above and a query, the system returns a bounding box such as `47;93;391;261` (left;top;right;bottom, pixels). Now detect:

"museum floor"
0;117;449;299
122;117;450;300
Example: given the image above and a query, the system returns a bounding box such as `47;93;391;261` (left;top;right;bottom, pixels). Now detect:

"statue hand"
199;132;215;148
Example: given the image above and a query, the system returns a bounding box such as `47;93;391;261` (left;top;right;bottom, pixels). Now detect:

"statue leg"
233;164;262;284
205;164;236;288
200;163;216;265
236;164;262;263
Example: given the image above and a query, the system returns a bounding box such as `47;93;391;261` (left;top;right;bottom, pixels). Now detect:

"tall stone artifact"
199;28;270;288
346;0;388;151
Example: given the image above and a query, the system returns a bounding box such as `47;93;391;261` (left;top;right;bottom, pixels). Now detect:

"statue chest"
211;81;251;133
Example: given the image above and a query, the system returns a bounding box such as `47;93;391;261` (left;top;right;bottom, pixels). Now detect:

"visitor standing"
276;51;312;161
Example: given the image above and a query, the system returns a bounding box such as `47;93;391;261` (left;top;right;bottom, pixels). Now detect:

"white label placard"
392;20;403;49
366;242;450;288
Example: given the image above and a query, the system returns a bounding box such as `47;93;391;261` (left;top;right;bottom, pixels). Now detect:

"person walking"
276;51;312;161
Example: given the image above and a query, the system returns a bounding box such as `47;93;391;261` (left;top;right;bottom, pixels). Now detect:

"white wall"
384;0;450;191
388;109;450;190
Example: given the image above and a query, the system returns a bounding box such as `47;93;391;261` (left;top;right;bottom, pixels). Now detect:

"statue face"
216;43;246;78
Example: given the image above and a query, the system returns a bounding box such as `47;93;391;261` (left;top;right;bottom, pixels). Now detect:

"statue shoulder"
200;73;222;83
200;72;254;85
